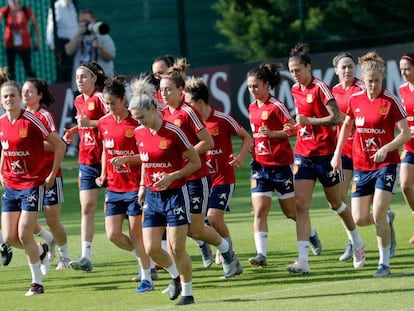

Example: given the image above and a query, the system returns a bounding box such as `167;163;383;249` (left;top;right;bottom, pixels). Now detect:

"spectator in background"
46;0;79;83
0;0;40;80
65;9;115;92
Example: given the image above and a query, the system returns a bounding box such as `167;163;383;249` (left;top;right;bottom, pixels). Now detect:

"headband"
402;55;414;64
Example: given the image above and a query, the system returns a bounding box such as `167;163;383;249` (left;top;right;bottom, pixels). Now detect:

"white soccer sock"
0;231;4;245
29;261;43;285
348;228;362;248
297;240;309;262
81;241;92;259
37;226;54;244
57;243;70;259
181;281;193;297
150;259;156;269
216;238;230;254
165;262;179;279
379;245;391;267
141;267;152;282
254;232;268;256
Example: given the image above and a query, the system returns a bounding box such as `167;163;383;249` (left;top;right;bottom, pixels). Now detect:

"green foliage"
213;0;414;61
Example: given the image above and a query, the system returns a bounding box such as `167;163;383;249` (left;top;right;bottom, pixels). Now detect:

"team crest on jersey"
379;105;387;115
125;128;134;138
19;128;27;138
174;119;181;127
211;126;219;136
261;111;268;120
88;102;95;111
159;139;167;149
307;94;313;103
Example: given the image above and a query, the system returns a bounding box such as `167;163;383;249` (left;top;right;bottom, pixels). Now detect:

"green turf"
2;156;414;311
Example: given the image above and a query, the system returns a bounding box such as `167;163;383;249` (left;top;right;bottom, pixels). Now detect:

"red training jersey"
74;90;107;165
205;109;241;186
135;120;192;191
291;76;337;157
399;82;414;153
347;88;406;171
98;113;140;192
0;110;50;189
332;78;365;158
32;106;62;178
160;101;209;180
249;94;294;167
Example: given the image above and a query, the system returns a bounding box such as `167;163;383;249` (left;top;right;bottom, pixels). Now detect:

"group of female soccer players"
2;46;414;306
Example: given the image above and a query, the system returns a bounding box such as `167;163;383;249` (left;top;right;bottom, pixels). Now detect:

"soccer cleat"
0;243;13;266
69;257;93;272
215;249;223;265
168;276;181;300
309;230;322;256
25;283;44;296
409;235;414;244
39;243;51;275
388;210;396;258
56;257;71;270
339;240;353;261
248;253;267;267
373;264;391;277
353;242;366;269
287;259;311;274
221;257;243;279
176;295;195;306
136;279;154;293
47;239;56;262
199;242;213;268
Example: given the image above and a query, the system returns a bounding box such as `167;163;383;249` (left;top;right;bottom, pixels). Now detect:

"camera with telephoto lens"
84;22;110;35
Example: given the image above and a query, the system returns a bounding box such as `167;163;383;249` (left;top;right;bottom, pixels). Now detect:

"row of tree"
213;0;414;61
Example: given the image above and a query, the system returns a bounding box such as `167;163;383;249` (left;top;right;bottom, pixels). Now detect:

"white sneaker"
353;242;366;269
287;259;310;274
39;243;51;275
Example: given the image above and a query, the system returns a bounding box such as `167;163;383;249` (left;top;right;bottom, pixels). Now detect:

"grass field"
2;156;414;311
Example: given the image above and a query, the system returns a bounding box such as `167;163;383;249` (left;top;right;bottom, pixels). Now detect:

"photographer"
65;9;115;92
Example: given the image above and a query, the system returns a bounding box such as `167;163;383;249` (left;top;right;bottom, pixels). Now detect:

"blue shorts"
208;183;234;211
341;154;353;171
142;186;191;228
250;160;294;199
293;154;343;187
401;150;414;164
186;176;210;215
352;165;398;197
44;177;64;206
104;190;142;217
79;164;101;191
2;186;45;212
